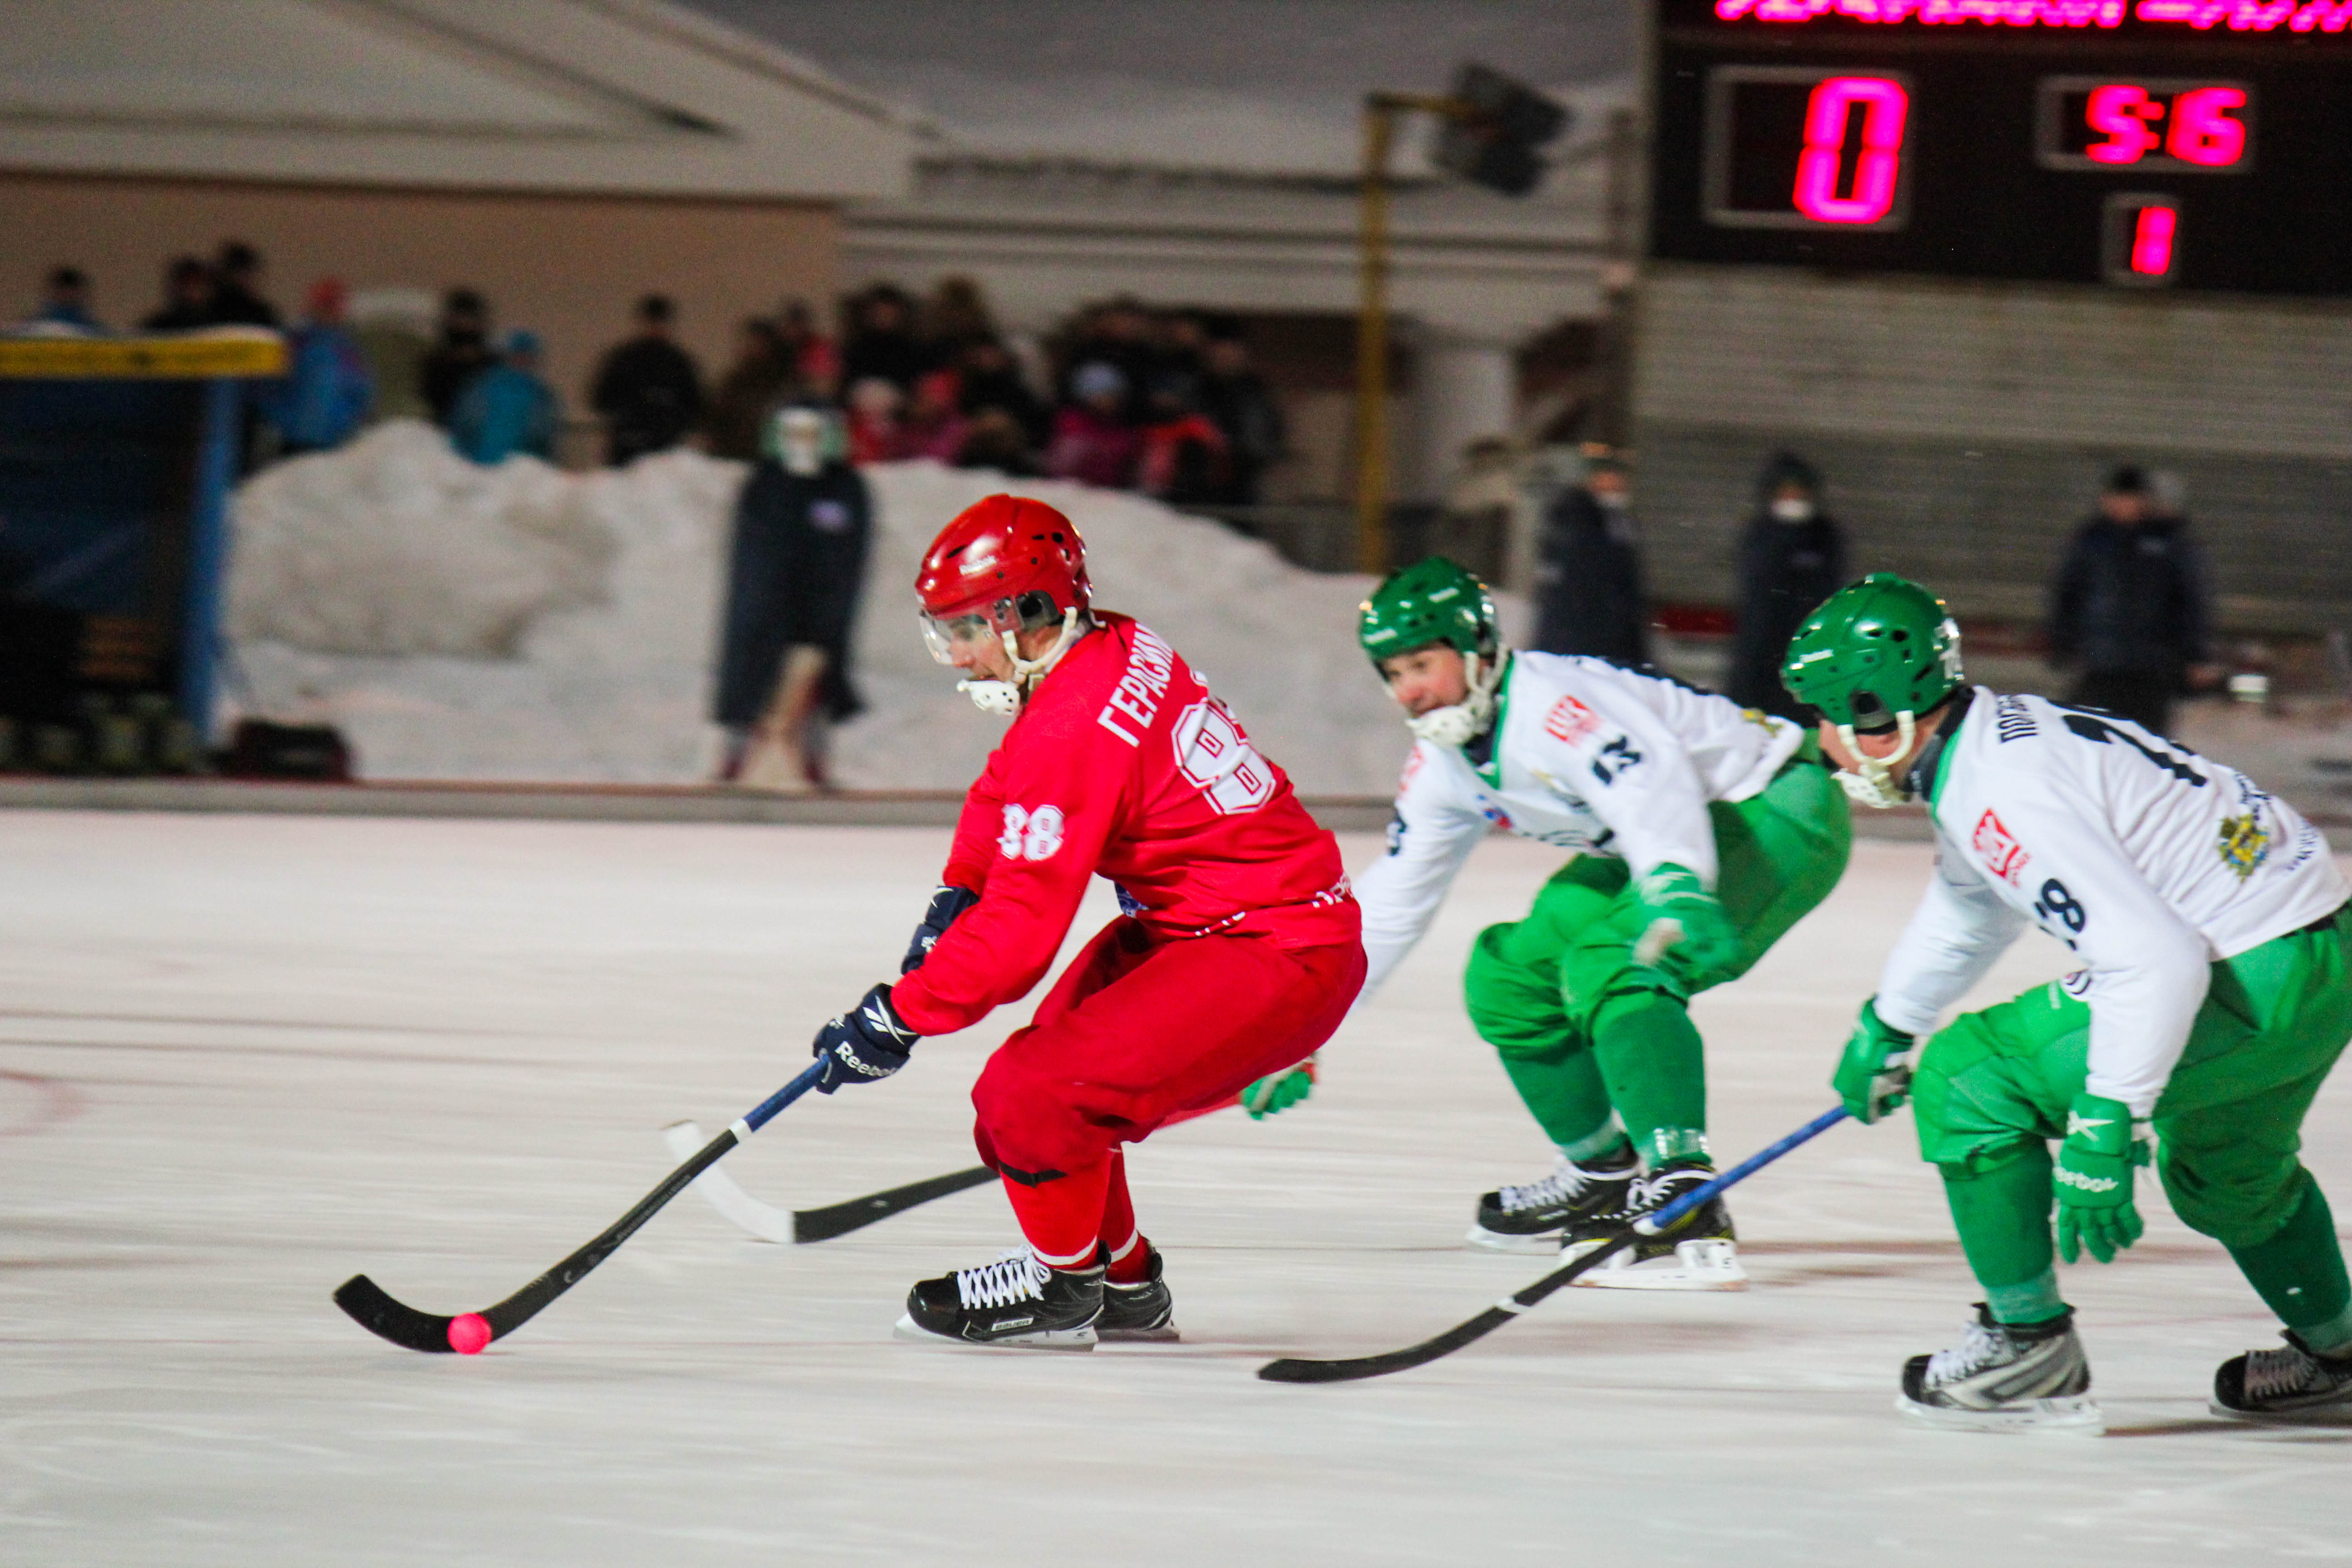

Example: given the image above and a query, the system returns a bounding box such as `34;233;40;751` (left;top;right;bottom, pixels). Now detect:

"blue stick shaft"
1643;1106;1851;1233
740;1059;831;1136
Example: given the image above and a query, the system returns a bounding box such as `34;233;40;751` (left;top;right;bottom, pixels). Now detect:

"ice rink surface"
5;812;2351;1567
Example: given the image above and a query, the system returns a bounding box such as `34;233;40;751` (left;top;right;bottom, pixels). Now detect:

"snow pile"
227;422;1440;793
229;423;613;658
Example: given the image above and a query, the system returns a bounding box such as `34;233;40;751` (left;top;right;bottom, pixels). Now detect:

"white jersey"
1876;688;2347;1116
1354;653;1804;995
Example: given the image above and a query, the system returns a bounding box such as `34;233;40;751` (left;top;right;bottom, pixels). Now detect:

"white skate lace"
954;1249;1049;1311
1922;1318;2005;1386
1499;1161;1604;1215
2242;1343;2328;1403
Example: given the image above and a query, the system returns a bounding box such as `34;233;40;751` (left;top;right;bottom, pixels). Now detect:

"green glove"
2054;1092;2152;1264
1630;862;1744;991
1242;1058;1316;1120
1832;999;1914;1124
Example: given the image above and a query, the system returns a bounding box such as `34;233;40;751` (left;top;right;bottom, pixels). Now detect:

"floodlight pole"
1356;92;1462;578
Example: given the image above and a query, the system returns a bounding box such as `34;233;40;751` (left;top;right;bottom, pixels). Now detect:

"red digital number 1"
1792;77;1908;225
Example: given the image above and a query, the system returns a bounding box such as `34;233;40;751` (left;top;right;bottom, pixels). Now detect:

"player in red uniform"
806;494;1364;1348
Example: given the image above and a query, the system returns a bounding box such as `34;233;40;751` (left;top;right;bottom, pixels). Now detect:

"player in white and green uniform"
1321;557;1851;1286
1787;573;2352;1430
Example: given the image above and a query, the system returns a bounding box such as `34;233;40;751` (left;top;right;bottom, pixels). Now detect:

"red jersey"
890;613;1358;1038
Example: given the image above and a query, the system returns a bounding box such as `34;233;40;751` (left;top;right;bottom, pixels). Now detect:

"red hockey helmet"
915;494;1090;663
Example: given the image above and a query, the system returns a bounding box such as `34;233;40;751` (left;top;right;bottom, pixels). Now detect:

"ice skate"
2211;1332;2352;1423
895;1248;1101;1350
1096;1243;1180;1343
1468;1148;1637;1254
1896;1305;2102;1433
1565;1165;1747;1291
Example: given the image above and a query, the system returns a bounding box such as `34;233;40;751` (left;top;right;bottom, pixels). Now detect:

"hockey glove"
1241;1056;1317;1121
901;885;982;975
810;984;920;1093
1629;862;1744;991
1832;999;1915;1124
2054;1092;2153;1264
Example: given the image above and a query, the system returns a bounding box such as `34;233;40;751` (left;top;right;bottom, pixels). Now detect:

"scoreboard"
1649;1;2352;292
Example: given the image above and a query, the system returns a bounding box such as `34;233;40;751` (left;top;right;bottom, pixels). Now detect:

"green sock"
1496;1044;1618;1153
2227;1178;2352;1347
1943;1147;2067;1324
1591;995;1708;1168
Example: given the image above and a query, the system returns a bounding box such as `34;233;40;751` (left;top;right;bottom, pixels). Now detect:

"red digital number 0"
2167;87;2246;167
1792;77;1908;225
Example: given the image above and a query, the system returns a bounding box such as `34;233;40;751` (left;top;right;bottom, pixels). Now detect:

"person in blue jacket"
450;330;561;465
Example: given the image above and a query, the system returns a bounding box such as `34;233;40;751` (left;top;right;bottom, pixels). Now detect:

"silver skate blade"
2207;1397;2352;1426
891;1312;1098;1351
1896;1392;2104;1435
1097;1323;1182;1343
1466;1223;1563;1256
1569;1237;1749;1292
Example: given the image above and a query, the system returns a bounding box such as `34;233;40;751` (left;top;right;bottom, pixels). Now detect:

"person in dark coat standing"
591;294;705;468
1726;451;1847;718
712;404;871;792
2047;463;2217;737
1534;452;1650;665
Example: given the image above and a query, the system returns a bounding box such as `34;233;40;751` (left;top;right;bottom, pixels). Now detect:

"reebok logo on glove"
2052;1165;2120;1194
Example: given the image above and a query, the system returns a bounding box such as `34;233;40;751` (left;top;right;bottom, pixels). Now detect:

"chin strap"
1406;648;1509;748
958;608;1084;717
1833;710;1917;808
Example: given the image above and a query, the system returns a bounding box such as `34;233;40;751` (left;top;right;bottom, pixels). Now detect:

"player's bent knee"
2159;1151;2309;1247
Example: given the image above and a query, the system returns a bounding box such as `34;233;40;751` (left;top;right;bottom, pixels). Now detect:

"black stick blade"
334;1274;460;1353
1259;1307;1518;1384
793;1164;998;1243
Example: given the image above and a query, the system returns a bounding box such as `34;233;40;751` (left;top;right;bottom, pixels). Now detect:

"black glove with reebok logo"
901;885;982;975
810;984;920;1092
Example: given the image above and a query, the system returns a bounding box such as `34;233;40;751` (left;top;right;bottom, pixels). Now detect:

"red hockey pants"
970;917;1364;1265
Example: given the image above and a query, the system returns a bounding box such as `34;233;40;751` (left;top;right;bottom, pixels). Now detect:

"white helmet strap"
958;606;1084;716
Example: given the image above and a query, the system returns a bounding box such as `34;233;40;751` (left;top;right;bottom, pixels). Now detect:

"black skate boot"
1096;1242;1180;1343
1469;1147;1638;1255
1898;1304;2102;1433
1566;1164;1745;1291
2212;1331;2352;1422
896;1249;1102;1350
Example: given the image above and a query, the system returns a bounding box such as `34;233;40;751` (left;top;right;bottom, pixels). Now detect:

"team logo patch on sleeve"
1971;809;2032;886
1544;696;1601;744
2217;813;2272;879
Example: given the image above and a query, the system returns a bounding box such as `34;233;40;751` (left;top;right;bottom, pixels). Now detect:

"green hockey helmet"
1780;573;1965;730
1358;556;1500;670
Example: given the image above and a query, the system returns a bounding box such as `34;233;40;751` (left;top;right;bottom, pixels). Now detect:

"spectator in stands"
28;266;101;331
1136;372;1228;503
1533;450;1649;665
1058;298;1156;416
713;403;871;793
843;377;906;466
1153;309;1209;382
449;330;559;465
1198;331;1284;504
705;317;797;462
1046;360;1142;489
955;336;1048;448
777;299;839;398
142;257;212;331
954;406;1039;476
419;289;496;426
269;278;374;455
2047;463;2218;736
1725;450;1846;719
591;294;705;467
838;284;928;394
922;275;996;360
899;369;969;463
206;242;280;328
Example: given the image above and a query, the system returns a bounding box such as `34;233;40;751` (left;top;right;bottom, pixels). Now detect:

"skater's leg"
1463;858;1630;1157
